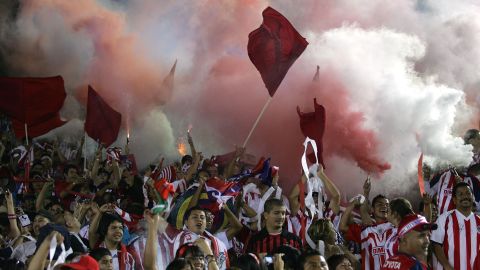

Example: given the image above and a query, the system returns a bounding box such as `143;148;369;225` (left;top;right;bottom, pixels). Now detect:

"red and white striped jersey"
431;210;480;270
384;228;398;259
173;230;229;270
171;178;187;194
345;222;395;270
426;170;480;215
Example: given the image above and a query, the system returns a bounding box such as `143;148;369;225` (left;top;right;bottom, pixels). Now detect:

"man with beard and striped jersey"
431;182;480;270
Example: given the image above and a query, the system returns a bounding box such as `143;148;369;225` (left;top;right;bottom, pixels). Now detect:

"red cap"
397;214;437;238
61;255;99;270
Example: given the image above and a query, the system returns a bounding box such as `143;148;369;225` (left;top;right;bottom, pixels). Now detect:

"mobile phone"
18;214;31;227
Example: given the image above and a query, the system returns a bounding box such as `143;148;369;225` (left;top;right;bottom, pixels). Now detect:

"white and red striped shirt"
346;222;395;270
129;224;178;270
431;209;480;270
427;170;480;215
173;230;229;270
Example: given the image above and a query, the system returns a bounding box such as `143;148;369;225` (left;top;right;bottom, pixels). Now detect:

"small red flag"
162;59;177;103
297;98;326;168
248;7;308;97
0;76;67;138
84;86;121;146
417;153;425;194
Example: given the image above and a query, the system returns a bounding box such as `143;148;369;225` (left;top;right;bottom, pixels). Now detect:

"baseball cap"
397;214;437;238
61;255;99;270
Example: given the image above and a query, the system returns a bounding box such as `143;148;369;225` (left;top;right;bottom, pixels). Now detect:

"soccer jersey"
427;170;480;215
245;227;302;255
345;222;396;270
381;253;428;270
431;209;480;270
173;230;229;270
128;224;178;270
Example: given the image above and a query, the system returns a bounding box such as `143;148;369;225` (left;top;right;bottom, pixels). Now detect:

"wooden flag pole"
242;96;272;147
24;123;29;146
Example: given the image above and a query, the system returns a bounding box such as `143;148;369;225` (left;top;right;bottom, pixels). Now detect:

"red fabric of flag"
297;98;326;168
11;113;65;138
160;59;177;104
0;76;67;138
248;6;308;97
417;153;425;194
84;86;121;146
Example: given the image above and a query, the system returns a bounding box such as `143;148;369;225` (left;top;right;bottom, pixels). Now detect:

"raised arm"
339;197;361;233
359;198;374;226
187;176;206;210
187;131;197;159
288;175;306;216
35;180;54;211
362;176;372;214
111;160;121;188
143;210;162;270
223;146;245;179
223;204;243;240
194;238;219;270
5;190;21;239
184;152;202;183
88;203;111;248
317;165;340;215
27;232;63;270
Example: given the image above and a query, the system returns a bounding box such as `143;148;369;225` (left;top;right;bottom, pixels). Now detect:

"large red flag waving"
297;98;326;168
85;86;121;146
0;76;67;138
248;7;308;97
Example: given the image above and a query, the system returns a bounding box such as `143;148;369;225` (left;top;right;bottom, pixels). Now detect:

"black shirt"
245;227;302;255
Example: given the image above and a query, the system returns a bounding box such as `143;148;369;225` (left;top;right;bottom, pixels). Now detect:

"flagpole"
83;132;87;172
242;97;272;147
24;123;29;146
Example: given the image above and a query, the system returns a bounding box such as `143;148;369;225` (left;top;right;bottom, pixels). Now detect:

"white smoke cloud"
304;26;473;194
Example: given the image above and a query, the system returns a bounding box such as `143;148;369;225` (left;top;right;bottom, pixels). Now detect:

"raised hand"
363;176;371;197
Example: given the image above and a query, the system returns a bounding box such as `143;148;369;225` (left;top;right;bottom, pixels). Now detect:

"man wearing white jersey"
431;182;480;270
426;169;480;215
340;194;395;270
172;206;229;270
426;129;480;216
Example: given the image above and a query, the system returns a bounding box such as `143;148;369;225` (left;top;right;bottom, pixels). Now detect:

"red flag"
211;151;257;166
248;7;308;97
11;113;65;138
0;76;67;138
297;98;326;167
84;86;121;146
161;59;177;103
417;153;425;194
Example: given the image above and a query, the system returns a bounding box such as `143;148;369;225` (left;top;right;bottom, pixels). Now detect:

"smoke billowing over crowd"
1;0;479;196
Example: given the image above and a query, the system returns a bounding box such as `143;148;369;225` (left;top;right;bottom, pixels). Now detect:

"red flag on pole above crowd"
161;59;177;103
84;86;121;147
247;6;308;97
297;98;326;168
0;76;67;138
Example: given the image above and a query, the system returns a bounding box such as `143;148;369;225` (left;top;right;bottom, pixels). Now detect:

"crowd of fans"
0;119;480;270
